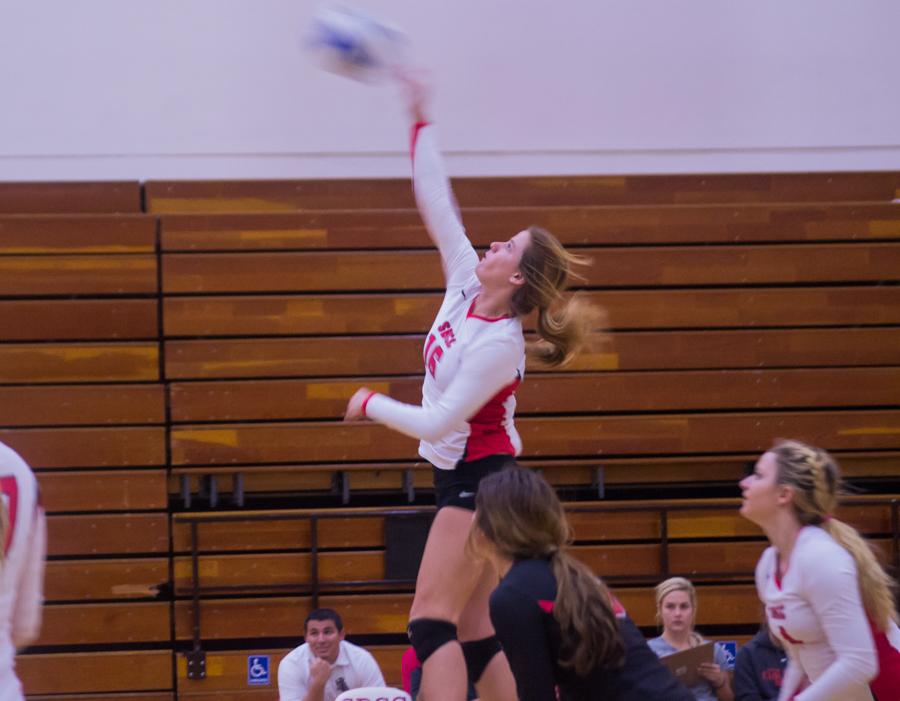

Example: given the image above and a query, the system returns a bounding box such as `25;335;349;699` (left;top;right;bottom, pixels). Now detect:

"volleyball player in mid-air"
344;75;602;701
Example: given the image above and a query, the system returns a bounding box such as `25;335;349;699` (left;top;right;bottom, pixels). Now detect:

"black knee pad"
461;635;502;684
407;618;458;665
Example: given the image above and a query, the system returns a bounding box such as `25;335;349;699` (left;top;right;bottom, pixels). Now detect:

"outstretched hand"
344;387;374;421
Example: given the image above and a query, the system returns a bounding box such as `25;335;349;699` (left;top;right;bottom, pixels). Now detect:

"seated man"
278;608;385;701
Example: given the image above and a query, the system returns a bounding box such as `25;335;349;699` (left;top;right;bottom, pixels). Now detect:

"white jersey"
365;124;525;469
277;640;385;701
756;525;900;701
0;442;46;701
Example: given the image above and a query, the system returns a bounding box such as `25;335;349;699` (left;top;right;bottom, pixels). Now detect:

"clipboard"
658;641;715;687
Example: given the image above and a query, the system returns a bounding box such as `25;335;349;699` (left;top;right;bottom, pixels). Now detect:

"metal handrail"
175;496;899;678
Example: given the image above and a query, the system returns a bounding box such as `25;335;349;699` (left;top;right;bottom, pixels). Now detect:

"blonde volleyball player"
344;75;602;701
739;440;900;700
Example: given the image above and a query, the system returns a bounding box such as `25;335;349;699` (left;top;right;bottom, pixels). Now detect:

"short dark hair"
304;608;343;632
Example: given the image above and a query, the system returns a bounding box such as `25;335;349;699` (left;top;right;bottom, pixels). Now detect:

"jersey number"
424;322;456;379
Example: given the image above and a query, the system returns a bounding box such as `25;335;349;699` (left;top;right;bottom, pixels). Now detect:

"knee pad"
407;618;458;665
461;635;502;685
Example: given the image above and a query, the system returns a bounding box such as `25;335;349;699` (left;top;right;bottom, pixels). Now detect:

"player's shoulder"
757;544;777;574
468;318;524;352
0;441;32;474
794;525;852;567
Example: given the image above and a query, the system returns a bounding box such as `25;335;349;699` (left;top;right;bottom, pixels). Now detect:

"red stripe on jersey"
537;599;555;614
869;618;900;700
410;121;430;163
466;298;512;322
0;475;19;554
778;625;804;645
464;378;520;462
774;553;788;589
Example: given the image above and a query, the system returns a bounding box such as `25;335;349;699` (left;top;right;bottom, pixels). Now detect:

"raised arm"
402;76;478;288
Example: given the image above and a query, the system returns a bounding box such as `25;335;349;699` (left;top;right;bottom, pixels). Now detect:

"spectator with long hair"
647;577;734;701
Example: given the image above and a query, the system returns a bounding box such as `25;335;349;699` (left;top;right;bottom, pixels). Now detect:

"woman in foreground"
469;466;693;701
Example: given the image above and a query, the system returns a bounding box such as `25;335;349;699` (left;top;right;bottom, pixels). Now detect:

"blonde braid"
773;440;898;631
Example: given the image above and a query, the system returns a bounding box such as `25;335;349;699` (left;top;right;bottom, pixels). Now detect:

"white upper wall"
1;0;898;180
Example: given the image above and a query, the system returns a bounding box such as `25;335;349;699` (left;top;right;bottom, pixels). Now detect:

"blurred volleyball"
308;5;407;83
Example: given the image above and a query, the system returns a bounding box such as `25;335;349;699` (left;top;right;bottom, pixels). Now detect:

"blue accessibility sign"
719;641;737;671
247;655;270;685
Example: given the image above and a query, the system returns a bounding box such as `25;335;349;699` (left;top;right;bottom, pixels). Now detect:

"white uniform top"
277;640;385;701
365;124;525;469
756;525;900;701
0;442;46;701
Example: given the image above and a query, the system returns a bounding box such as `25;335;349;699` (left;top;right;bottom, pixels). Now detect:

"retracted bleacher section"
0;183;172;698
0;172;897;699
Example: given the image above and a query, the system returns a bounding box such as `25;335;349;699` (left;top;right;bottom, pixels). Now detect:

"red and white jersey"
0;441;46;701
756;526;900;701
365;124;524;469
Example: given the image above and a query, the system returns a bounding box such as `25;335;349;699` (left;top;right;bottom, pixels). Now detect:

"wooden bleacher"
0;172;897;698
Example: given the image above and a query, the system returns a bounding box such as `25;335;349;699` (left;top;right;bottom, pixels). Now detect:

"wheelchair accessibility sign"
719;641;737;671
248;655;270;685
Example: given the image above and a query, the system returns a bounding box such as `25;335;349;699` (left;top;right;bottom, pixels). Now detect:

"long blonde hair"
655;577;705;646
772;439;898;631
511;226;605;367
471;466;624;676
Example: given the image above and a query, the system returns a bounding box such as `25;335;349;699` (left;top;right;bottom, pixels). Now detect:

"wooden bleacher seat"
18;651;172;695
47;513;169;556
28;691;175;701
163;243;900;293
1;385;164;425
168;410;900;466
0;298;157;341
167;367;900;422
145;172;900;213
44;558;167;601
0;427;165;469
39;602;170;646
0;182;142;214
158;202;900;250
39;470;167;512
162;286;900;338
165;326;900;379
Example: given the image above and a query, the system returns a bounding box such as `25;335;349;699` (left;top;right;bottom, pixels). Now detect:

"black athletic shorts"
433;453;518;511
